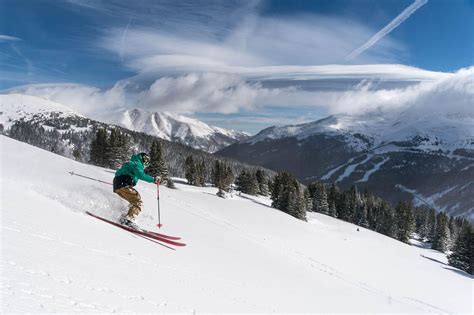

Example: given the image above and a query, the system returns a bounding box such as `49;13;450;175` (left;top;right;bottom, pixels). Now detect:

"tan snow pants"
115;186;142;219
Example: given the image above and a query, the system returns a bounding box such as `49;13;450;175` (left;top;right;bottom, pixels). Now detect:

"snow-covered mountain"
247;110;474;152
0;94;249;153
1;135;471;312
218;110;474;219
0;93;82;129
107;108;249;153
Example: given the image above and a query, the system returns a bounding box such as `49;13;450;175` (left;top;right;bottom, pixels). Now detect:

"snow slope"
1;136;472;313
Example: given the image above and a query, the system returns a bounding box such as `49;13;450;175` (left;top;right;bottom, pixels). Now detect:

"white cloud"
5;67;473;121
5;82;129;117
3;73;266;115
138;73;268;114
101;12;406;79
260;66;474;116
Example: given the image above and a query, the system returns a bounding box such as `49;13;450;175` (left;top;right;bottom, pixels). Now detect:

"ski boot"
120;215;139;230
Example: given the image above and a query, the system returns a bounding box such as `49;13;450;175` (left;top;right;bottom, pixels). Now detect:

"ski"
86;211;186;247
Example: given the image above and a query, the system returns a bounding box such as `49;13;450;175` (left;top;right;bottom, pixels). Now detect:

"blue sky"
262;0;474;71
1;0;473;133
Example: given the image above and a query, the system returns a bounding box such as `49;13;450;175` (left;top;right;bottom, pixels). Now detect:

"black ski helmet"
139;152;150;167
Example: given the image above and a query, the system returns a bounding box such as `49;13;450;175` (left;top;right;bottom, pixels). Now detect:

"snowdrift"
0;135;471;313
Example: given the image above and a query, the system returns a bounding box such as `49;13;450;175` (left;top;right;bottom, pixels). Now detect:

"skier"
113;152;160;228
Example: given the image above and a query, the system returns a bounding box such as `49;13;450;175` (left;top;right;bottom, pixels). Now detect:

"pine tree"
212;160;221;188
394;201;414;243
287;184;307;220
298;186;308;219
365;193;377;230
287;184;299;217
103;128;130;169
119;131;130;164
213;160;233;196
195;160;206;187
448;225;473;275
304;188;313;212
106;128;119;168
312;182;329;214
377;201;396;238
414;206;431;242
223;163;234;192
255;169;269;196
327;183;340;218
270;173;283;209
306;182;319;200
356;203;369;228
432;212;450;252
90;128;108;167
328;200;337;217
158;157;169;183
235;170;248;193
235;170;258;195
185;156;196;185
427;208;437;243
270;172;306;221
148;140;169;183
147;141;162;177
248;172;259;195
347;185;361;223
271;172;291;211
447;216;459;251
338;191;351;222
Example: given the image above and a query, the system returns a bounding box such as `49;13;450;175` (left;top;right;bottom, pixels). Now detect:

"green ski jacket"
115;153;155;185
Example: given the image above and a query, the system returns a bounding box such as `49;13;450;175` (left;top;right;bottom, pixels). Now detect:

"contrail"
0;34;21;42
120;16;133;60
346;0;428;60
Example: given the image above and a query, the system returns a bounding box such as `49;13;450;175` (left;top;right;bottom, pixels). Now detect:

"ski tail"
146;230;181;240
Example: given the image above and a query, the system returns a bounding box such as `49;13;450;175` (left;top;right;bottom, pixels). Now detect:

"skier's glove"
154;176;162;184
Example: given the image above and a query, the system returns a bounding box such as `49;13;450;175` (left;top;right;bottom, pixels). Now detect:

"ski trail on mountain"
337;154;373;182
357;156;390;182
319;157;356;180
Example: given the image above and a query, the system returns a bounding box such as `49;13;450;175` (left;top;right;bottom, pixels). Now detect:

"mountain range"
218;109;474;220
105;108;249;153
0;93;249;153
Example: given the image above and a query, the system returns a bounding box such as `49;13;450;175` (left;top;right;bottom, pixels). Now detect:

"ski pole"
156;181;163;228
69;171;112;185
